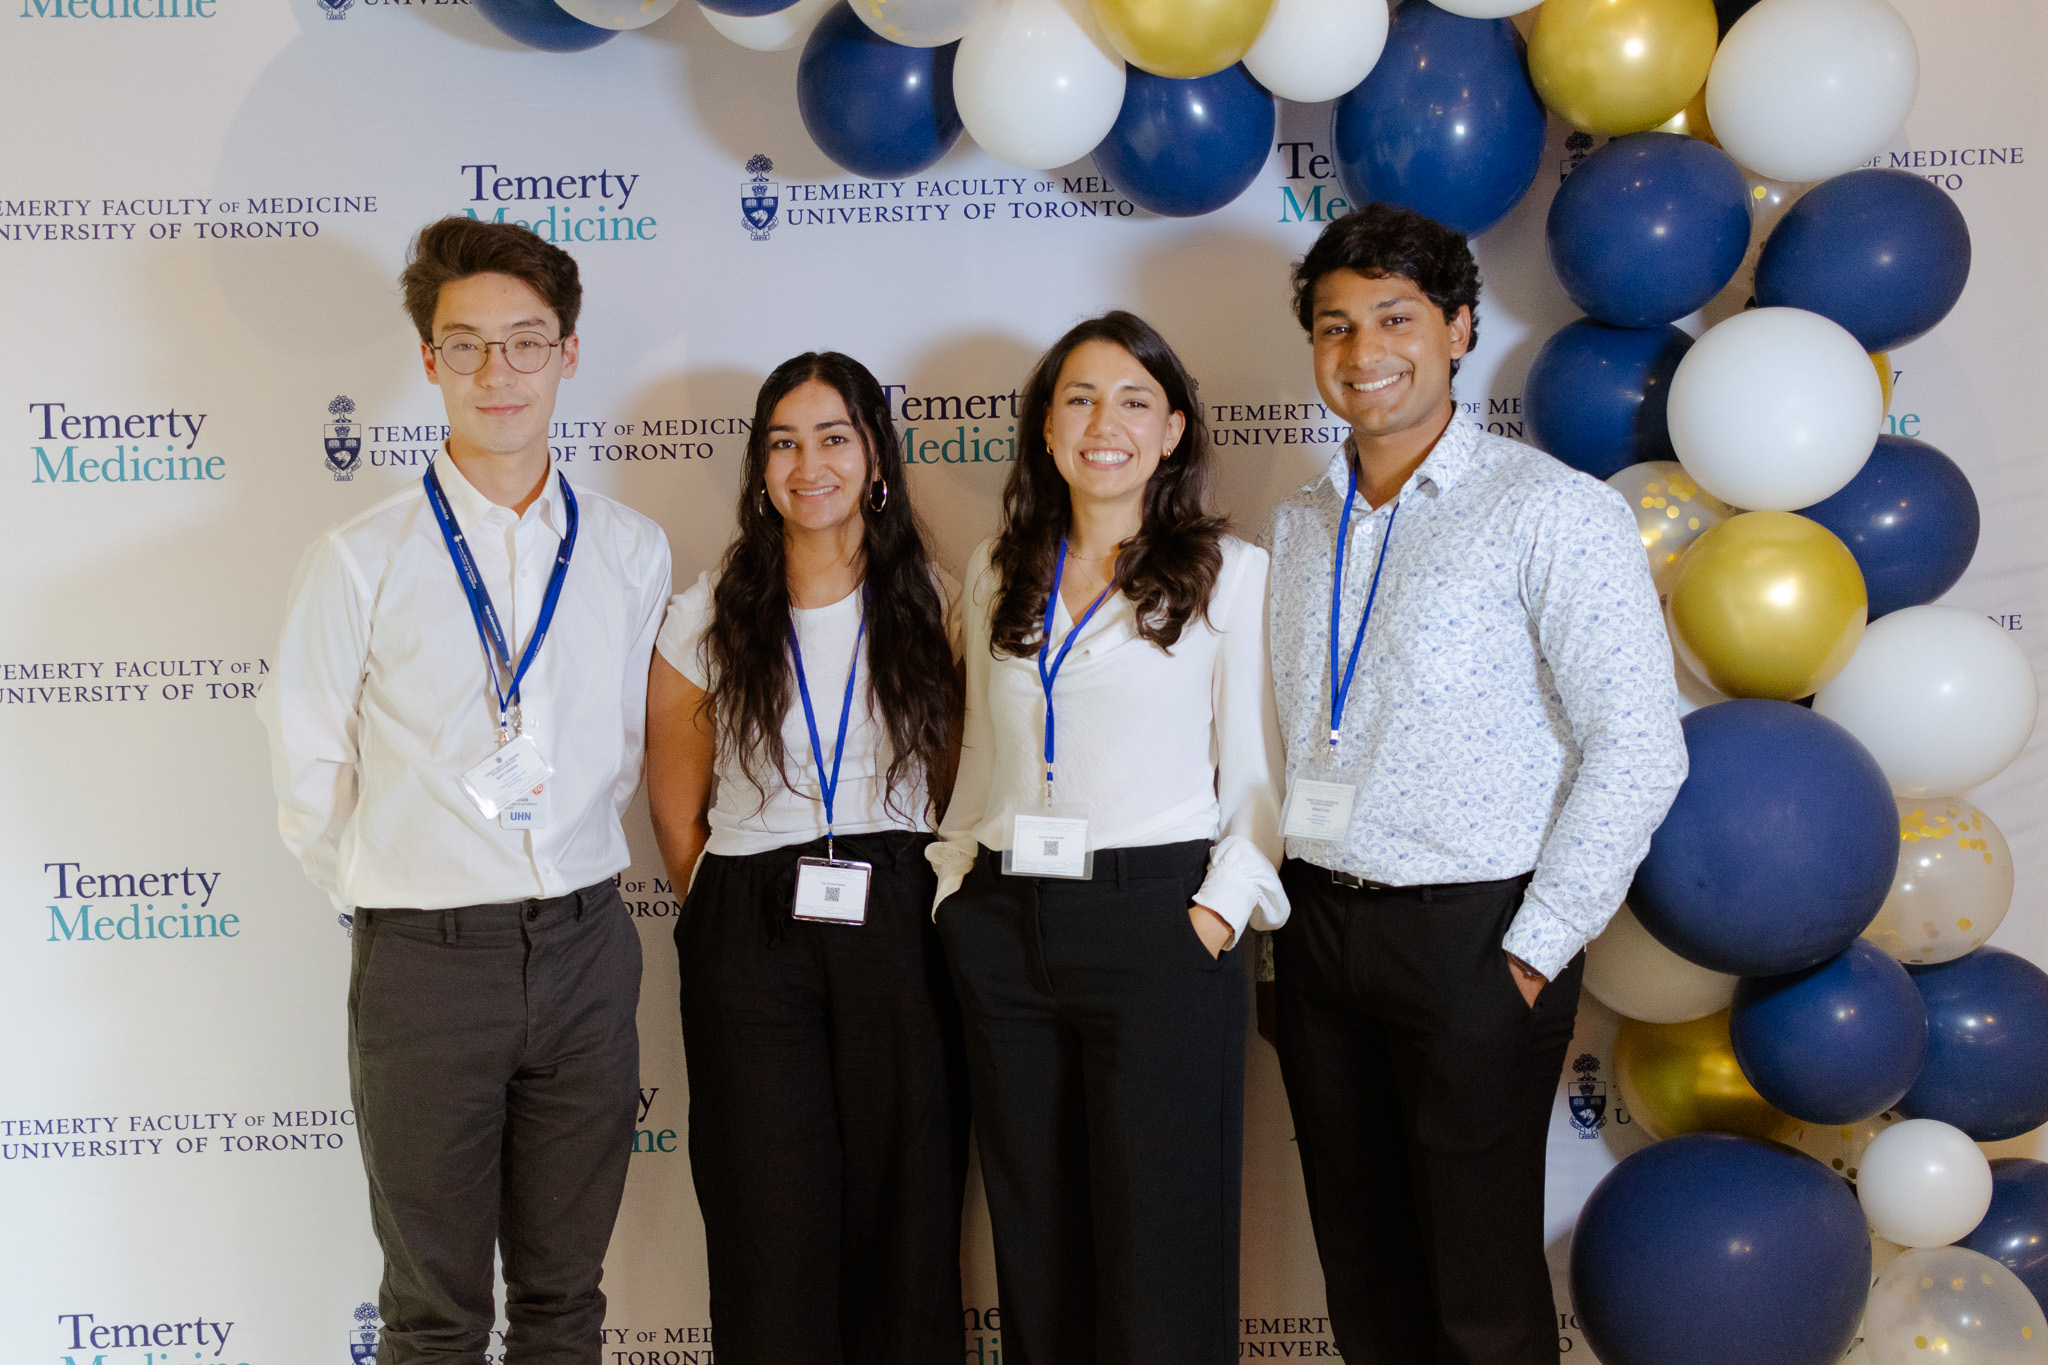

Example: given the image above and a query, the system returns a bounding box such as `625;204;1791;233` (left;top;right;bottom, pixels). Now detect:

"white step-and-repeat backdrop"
2;0;2041;1360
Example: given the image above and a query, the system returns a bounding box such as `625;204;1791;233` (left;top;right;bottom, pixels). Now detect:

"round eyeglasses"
430;331;563;375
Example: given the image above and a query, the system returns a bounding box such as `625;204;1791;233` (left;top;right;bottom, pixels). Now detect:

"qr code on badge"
824;885;841;903
1042;839;1060;856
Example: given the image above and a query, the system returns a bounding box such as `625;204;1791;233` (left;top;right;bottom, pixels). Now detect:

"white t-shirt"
656;571;949;857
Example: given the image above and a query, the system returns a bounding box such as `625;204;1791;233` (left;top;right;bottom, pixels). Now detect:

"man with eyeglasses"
258;216;671;1365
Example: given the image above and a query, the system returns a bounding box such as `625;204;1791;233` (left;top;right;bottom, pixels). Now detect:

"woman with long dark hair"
929;311;1289;1365
646;351;969;1365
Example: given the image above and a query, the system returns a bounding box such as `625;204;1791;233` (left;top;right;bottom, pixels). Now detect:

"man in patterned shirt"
1263;204;1687;1363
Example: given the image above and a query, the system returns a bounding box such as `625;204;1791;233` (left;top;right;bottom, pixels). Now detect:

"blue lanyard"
1328;466;1399;750
1037;539;1117;802
789;594;868;853
422;460;579;742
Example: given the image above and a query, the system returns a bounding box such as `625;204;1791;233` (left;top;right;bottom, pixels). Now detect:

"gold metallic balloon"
1614;1009;1801;1143
1872;351;1893;414
1666;511;1867;701
1608;460;1738;598
1529;0;1721;136
1654;82;1716;145
1863;797;2015;966
1089;0;1272;77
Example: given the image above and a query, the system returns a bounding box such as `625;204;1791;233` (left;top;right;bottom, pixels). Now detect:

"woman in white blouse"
930;311;1289;1365
646;352;970;1365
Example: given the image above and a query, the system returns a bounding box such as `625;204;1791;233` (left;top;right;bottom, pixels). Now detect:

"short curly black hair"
1290;202;1482;377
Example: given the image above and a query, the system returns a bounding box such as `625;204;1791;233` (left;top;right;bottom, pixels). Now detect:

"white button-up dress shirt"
1263;419;1687;979
258;454;672;912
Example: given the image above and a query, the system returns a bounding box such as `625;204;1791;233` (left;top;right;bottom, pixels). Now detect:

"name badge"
1004;805;1093;879
498;781;549;831
794;857;872;925
1282;777;1358;842
459;734;554;821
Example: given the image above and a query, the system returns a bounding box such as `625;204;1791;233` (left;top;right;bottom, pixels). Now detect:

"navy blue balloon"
1631;701;1898;977
1731;939;1929;1124
1715;0;1763;33
1524;320;1692;478
1962;1159;2048;1313
1571;1133;1870;1365
702;0;800;18
797;5;962;181
1331;0;1547;238
1092;66;1275;219
1797;435;1980;619
1899;947;2048;1142
1547;132;1751;328
1756;169;1972;353
472;0;614;51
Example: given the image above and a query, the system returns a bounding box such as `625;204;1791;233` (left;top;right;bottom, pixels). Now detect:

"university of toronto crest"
1568;1053;1607;1137
325;395;362;481
350;1302;379;1363
742;153;779;241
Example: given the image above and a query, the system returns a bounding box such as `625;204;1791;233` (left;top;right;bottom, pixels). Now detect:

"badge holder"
1282;776;1358;842
1003;802;1094;880
794;848;873;925
459;733;554;821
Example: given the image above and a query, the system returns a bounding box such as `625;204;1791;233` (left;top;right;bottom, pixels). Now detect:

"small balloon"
701;0;831;46
473;0;618;48
1731;939;1927;1125
1089;0;1271;78
1607;460;1737;595
1654;83;1716;143
1782;1108;1902;1187
1666;511;1867;701
1529;0;1719;136
1527;323;1694;479
1432;0;1536;14
1798;435;1980;621
953;0;1127;171
1873;351;1893;412
1962;1159;2048;1315
1899;947;2048;1145
1615;1009;1801;1143
1865;798;2015;967
1092;64;1275;217
1862;1245;2048;1365
556;0;681;25
850;0;994;46
1585;902;1739;1024
1240;0;1388;104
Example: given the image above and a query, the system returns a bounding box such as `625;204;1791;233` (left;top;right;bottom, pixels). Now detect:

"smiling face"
1043;338;1188;519
423;271;578;465
763;378;870;535
1310;268;1470;447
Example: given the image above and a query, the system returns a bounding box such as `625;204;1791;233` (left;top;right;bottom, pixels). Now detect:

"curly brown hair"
1291;202;1482;377
398;216;582;342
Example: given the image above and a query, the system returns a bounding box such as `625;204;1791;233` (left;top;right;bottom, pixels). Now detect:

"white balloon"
1584;903;1739;1024
1815;606;2040;798
850;0;996;47
1667;307;1884;511
699;0;834;51
559;0;681;26
1856;1118;1993;1249
1242;0;1388;104
1431;0;1536;16
1862;1246;2048;1365
954;0;1125;171
1705;0;1919;183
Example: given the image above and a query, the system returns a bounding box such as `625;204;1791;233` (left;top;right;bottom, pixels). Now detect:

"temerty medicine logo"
42;860;239;944
29;401;222;486
325;395;361;481
58;1312;238;1358
19;0;215;19
461;163;655;243
742;154;779;241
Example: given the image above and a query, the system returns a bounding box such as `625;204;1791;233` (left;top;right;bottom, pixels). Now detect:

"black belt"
974;839;1209;887
1319;866;1532;903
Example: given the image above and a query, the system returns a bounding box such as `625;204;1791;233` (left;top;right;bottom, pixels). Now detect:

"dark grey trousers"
348;880;641;1365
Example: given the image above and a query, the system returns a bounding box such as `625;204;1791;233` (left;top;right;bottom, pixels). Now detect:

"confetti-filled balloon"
557;0;681;26
850;0;995;47
1783;1108;1902;1188
1608;461;1737;595
1864;798;2013;967
1861;1245;2048;1365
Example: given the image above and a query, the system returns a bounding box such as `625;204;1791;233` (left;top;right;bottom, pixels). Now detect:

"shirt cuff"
1502;891;1595;982
1194;839;1291;948
926;838;976;916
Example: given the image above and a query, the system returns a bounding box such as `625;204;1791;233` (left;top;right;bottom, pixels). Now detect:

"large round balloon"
702;0;831;48
851;0;994;45
1858;1119;1995;1249
1704;0;1919;184
558;0;680;24
1241;0;1388;104
1525;321;1692;479
1092;65;1275;217
1866;798;2015;967
1731;939;1927;1125
1608;460;1737;594
1813;606;2040;798
1797;436;1980;621
1528;0;1719;136
954;0;1127;172
1862;1245;2048;1365
1090;0;1271;78
474;0;618;48
1571;1133;1870;1365
1899;947;2048;1144
1666;511;1867;701
1756;169;1973;354
799;6;963;180
1616;1009;1801;1142
1667;306;1885;510
1330;1;1547;238
1585;902;1739;1024
1632;700;1898;977
1962;1159;2048;1314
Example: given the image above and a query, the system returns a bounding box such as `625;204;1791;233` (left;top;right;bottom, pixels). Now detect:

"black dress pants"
939;840;1247;1365
1272;860;1584;1365
675;830;971;1365
349;881;642;1365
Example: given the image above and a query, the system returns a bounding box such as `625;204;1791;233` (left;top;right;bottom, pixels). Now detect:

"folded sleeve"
927;543;997;909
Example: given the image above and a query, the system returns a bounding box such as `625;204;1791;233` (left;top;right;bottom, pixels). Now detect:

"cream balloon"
1814;606;2041;798
1861;1246;2048;1365
851;0;996;47
560;0;681;25
1241;0;1388;104
1705;0;1919;183
1585;903;1739;1024
1666;307;1884;511
1700;173;1813;329
1865;798;2015;966
954;0;1126;171
1857;1118;1994;1249
1432;0;1538;15
700;0;833;50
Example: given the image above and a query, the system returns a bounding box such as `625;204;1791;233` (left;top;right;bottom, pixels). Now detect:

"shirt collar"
432;444;567;537
1313;416;1482;506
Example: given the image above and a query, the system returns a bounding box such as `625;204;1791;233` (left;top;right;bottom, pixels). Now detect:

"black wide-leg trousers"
939;840;1247;1365
1272;859;1584;1365
349;881;642;1365
675;830;971;1365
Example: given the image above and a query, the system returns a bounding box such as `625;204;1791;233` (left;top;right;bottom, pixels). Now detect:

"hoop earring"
868;479;889;513
758;485;777;519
